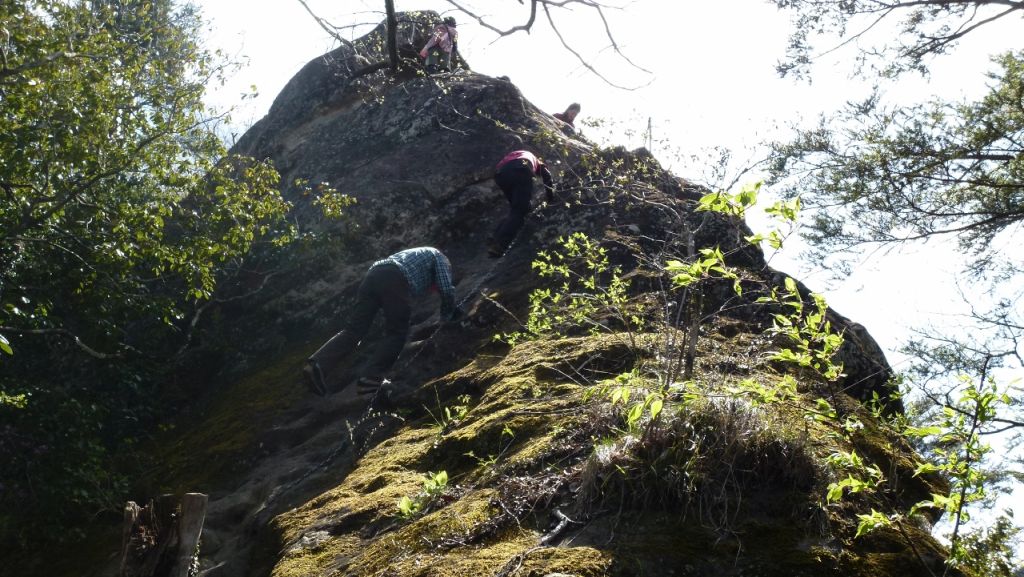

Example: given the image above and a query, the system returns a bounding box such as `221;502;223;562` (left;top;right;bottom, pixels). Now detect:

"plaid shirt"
374;247;456;320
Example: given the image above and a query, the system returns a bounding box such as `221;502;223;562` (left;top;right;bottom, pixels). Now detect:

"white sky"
196;0;1022;524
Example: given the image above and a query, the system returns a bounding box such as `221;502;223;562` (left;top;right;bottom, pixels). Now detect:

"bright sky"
196;0;1022;525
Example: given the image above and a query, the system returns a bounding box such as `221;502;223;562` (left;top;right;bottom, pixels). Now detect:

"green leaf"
904;425;943;438
784;276;798;294
855;510;891;538
826;482;845;503
397;495;418;517
626;403;644;427
649;397;664;420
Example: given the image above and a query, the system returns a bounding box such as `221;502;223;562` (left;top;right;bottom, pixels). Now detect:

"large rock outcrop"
85;11;947;577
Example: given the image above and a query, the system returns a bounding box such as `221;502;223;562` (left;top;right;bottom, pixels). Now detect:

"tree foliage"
954;511;1023;577
769;50;1024;275
768;1;1023;571
767;4;1024;402
0;0;294;358
771;0;1024;77
0;0;296;553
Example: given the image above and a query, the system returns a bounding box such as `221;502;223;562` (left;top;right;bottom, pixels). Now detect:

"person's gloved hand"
419;48;428;59
545;186;555;204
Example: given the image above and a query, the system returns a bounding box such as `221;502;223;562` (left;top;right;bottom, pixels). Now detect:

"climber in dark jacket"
553;102;581;127
303;247;459;396
487;150;555;258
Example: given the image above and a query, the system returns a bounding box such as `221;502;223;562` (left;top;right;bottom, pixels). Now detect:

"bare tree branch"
174;268;281;357
446;0;652;87
541;2;650;90
295;0;356;48
806;8;895;64
443;0;538;36
591;3;652;74
0;325;133;359
906;5;1021;60
0;50;80;80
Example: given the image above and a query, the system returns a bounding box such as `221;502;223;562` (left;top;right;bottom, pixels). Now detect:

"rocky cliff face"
112;12;948;577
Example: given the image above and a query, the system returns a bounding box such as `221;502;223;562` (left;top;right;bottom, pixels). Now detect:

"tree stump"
119;493;208;577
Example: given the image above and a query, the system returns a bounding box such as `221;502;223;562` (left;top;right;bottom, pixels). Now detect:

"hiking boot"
303;360;328;397
355;376;384;396
357;378;412;408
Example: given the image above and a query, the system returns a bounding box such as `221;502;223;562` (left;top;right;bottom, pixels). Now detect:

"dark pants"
491;160;535;251
310;263;410;379
425;48;452;73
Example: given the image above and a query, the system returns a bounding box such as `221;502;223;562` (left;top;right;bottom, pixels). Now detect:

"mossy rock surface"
256;334;947;577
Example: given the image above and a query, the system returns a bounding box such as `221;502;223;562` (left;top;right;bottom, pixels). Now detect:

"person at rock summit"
303;247;459;396
488;150;555;258
419;16;458;73
553;102;581;127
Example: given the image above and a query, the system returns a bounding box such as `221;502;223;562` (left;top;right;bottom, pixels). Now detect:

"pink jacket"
497;150;541;174
423;24;457;54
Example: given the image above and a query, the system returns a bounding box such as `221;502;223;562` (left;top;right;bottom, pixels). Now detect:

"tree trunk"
683;224;701;381
385;0;398;70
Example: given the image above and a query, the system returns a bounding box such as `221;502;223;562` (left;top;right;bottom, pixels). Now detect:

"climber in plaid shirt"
304;247;459;396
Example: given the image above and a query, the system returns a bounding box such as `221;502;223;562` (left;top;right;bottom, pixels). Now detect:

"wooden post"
171;493;208;577
118;493;208;577
119;501;141;575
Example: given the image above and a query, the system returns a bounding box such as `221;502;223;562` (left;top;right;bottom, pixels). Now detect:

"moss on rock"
253;328;951;577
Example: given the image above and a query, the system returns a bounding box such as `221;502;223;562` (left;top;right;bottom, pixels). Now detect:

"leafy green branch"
498;232;640;348
584;370;666;435
758;276;846;383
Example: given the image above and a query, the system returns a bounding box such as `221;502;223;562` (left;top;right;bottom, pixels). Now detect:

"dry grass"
576;393;823;533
